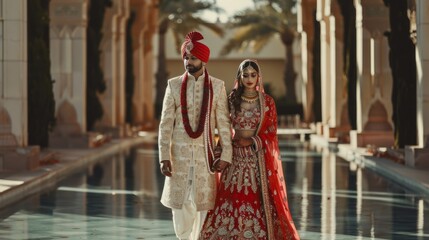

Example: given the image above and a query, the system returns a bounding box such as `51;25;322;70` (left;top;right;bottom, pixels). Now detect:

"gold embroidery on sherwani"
158;74;232;211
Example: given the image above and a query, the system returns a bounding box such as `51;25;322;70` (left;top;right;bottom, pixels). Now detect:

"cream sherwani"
158;71;232;211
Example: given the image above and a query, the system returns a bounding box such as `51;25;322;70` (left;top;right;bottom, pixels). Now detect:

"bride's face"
241;66;258;91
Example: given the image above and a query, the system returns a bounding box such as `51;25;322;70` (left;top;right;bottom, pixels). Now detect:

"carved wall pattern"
0;105;17;147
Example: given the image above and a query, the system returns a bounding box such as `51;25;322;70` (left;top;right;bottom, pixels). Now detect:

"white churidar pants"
172;167;207;240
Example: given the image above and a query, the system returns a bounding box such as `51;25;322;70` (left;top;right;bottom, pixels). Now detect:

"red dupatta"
257;93;300;240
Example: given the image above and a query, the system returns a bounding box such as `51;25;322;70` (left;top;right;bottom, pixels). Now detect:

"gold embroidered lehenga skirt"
199;145;269;239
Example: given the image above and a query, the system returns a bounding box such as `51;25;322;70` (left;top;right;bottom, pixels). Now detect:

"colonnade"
297;0;429;166
0;0;158;148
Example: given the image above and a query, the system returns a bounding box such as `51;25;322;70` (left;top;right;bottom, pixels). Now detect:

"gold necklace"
242;91;258;98
241;95;259;103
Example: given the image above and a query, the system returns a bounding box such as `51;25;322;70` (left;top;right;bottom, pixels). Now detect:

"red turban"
181;31;210;63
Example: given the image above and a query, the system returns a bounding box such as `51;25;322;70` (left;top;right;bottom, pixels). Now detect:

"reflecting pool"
0;140;428;240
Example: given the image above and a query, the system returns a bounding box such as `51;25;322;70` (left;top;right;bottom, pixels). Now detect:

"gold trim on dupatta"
255;93;275;239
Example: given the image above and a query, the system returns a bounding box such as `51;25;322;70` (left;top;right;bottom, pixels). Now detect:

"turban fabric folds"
181;31;210;63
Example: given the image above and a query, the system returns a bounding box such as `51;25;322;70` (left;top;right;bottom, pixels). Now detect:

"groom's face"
184;53;203;74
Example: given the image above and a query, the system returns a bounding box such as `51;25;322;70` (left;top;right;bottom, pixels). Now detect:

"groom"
158;31;232;240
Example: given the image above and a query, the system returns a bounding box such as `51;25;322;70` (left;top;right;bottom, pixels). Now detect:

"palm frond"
220;25;276;55
158;0;225;54
252;33;275;52
192;18;224;36
221;0;296;55
229;5;288;33
266;0;296;12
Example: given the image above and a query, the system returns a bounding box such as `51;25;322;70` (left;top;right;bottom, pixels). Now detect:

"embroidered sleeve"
215;81;233;163
158;80;175;162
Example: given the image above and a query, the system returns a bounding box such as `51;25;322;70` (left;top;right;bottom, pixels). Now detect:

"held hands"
160;160;172;177
213;136;253;172
213;160;229;172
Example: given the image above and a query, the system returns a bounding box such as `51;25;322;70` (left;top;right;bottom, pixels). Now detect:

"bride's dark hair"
228;60;260;114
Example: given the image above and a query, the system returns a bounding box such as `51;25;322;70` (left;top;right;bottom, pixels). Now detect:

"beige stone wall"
358;1;392;132
98;0;158;128
0;0;28;147
130;0;157;126
297;0;317;123
416;0;429;147
98;0;129;128
50;0;88;134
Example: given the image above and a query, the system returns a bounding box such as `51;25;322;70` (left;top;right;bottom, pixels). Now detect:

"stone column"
114;0;129;127
0;0;27;147
99;6;116;127
140;1;157;127
350;0;394;148
355;0;363;133
129;0;157;128
416;0;429;149
406;0;429;166
317;0;331;130
317;0;348;140
49;0;88;135
296;0;317;124
331;2;352;142
99;0;128;130
416;0;429;150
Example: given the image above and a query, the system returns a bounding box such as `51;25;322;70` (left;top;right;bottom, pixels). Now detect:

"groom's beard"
186;62;203;74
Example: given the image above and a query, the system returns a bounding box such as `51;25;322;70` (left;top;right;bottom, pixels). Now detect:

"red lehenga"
199;93;300;240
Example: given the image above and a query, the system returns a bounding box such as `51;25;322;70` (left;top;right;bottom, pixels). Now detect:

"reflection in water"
0;141;429;239
300;177;309;233
418;199;424;237
134;148;159;198
352;162;362;224
321;149;336;239
282;141;429;240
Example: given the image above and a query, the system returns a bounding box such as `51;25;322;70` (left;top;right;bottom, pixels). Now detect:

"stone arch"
0;106;18;147
363;100;392;131
54;100;81;135
59;25;72;38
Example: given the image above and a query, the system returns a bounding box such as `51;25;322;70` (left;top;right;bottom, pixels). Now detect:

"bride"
199;59;300;240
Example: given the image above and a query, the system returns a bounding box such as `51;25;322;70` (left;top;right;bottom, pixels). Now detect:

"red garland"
180;69;212;139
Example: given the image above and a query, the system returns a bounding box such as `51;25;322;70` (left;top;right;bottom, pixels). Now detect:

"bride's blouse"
231;100;261;139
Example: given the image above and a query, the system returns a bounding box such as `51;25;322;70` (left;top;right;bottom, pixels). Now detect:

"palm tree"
220;0;298;105
155;0;224;119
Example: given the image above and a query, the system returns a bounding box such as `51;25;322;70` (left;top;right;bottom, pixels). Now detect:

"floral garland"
180;69;212;139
